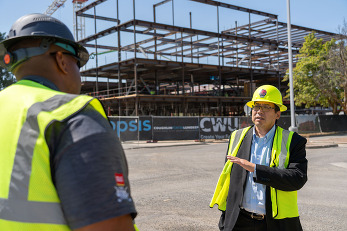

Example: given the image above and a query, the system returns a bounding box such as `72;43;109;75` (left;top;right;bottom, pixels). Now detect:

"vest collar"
21;75;60;91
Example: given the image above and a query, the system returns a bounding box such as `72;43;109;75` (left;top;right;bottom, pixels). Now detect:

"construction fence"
109;115;347;142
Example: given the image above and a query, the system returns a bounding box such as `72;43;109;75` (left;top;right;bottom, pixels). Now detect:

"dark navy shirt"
25;76;137;229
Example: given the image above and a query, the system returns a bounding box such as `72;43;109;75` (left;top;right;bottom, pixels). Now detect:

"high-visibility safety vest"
0;80;108;230
210;126;299;219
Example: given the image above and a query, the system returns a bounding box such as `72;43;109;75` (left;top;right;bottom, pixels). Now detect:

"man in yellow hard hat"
210;85;308;231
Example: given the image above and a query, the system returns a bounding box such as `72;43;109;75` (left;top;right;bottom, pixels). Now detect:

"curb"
301;131;347;138
122;142;206;150
306;143;338;149
122;136;346;150
123;141;341;150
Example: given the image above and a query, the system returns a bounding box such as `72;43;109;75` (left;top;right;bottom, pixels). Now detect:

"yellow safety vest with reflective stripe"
0;80;107;230
210;126;298;219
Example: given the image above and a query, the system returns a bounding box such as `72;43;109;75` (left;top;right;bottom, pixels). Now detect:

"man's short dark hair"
274;105;280;112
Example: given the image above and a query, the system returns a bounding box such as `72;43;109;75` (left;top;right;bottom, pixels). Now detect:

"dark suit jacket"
219;125;308;231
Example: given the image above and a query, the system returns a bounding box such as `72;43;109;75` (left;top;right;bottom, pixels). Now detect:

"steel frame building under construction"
75;0;337;116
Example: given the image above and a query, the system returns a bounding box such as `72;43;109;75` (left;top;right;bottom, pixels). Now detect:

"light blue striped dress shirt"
241;125;276;215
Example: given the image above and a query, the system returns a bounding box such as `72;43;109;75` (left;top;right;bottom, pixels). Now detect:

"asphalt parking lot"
124;135;347;231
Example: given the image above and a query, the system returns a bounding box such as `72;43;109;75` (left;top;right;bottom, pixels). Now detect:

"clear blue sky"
0;0;346;35
0;0;346;71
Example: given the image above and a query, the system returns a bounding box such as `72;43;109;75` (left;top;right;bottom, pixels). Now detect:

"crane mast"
44;0;88;40
44;0;67;16
73;0;88;40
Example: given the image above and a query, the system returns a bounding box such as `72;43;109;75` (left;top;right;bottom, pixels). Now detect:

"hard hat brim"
0;35;89;68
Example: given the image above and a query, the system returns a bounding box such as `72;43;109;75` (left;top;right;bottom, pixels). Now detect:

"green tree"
284;30;347;115
328;20;347;113
0;32;15;90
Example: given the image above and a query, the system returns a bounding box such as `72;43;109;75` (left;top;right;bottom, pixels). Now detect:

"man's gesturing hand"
227;156;255;172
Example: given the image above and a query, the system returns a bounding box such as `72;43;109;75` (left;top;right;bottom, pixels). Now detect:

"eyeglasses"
50;52;81;69
252;104;275;112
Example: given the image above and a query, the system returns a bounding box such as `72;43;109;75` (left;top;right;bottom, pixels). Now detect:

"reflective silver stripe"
228;128;247;156
231;129;244;151
1;94;78;224
0;198;67;224
278;129;290;169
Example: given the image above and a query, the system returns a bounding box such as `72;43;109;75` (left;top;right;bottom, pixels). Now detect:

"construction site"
47;0;337;116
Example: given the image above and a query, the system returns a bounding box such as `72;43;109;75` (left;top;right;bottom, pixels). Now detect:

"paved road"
125;142;347;231
299;145;347;231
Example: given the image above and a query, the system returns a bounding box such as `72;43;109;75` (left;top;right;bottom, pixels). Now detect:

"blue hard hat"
0;13;89;71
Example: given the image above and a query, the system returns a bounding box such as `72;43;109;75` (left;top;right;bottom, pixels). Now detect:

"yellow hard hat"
246;85;287;112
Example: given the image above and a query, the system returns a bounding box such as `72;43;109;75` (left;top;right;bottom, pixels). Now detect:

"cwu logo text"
199;117;238;139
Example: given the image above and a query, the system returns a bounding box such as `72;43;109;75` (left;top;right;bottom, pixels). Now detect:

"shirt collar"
253;124;276;142
22;75;60;91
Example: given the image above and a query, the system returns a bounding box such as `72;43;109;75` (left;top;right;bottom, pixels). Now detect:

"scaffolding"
73;0;89;40
76;0;337;116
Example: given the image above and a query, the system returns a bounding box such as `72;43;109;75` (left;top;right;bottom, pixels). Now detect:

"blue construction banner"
152;117;199;140
109;115;347;141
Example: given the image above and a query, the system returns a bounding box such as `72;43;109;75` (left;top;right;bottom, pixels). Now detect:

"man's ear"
276;111;281;120
53;52;69;74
